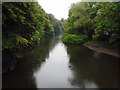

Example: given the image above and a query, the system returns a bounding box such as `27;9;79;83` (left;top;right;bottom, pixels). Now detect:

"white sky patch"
37;0;81;20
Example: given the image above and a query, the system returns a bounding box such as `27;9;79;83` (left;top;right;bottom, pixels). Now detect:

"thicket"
62;2;120;46
2;2;63;71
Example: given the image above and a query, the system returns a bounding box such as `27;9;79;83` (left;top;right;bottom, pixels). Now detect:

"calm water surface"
3;36;120;88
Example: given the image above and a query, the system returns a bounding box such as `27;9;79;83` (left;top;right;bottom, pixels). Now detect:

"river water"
3;36;120;88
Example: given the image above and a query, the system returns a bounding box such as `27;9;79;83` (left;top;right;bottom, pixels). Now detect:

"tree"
93;2;120;46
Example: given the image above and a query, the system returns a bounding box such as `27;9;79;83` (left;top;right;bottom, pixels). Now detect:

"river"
3;36;120;88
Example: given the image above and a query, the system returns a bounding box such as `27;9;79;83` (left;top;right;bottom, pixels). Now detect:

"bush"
62;33;88;44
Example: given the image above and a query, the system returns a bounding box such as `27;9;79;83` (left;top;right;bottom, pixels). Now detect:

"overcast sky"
37;0;81;20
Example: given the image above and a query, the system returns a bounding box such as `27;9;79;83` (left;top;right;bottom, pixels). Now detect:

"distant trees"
48;14;64;36
62;2;120;46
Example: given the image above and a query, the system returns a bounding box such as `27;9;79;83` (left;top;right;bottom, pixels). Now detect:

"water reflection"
33;40;75;88
3;37;120;88
2;37;60;88
66;44;120;88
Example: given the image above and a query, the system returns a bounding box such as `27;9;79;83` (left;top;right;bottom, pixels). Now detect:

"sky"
37;0;81;20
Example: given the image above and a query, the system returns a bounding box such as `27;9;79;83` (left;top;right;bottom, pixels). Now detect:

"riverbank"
84;41;120;58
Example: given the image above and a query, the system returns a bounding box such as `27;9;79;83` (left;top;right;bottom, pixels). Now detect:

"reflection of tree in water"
3;59;37;88
26;37;60;71
3;37;60;88
66;44;120;88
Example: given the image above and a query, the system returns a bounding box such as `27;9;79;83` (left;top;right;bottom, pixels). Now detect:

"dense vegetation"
62;2;120;46
2;2;63;71
2;1;120;72
48;14;64;36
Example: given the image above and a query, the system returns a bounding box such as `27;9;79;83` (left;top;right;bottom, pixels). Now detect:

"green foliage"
66;2;91;34
16;36;29;45
62;2;93;43
3;34;29;50
2;2;63;71
93;2;120;42
62;2;120;46
62;33;88;44
48;14;63;36
2;2;63;49
31;31;42;43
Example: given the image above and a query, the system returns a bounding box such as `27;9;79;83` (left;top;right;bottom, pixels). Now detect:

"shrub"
62;33;88;44
16;37;29;45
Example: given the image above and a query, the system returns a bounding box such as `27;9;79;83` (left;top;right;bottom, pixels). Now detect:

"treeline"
2;2;63;71
62;2;120;46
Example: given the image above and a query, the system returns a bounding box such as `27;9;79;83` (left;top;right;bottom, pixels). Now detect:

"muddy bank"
84;42;120;58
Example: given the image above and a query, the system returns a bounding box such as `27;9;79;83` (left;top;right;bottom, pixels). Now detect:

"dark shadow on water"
2;37;120;88
65;44;120;88
2;37;60;88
